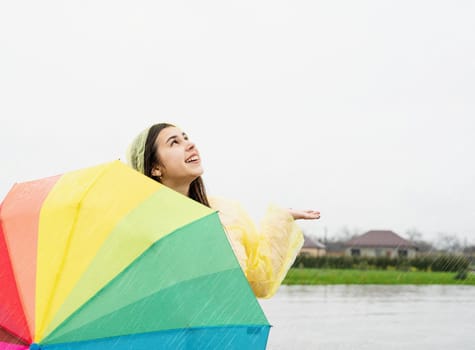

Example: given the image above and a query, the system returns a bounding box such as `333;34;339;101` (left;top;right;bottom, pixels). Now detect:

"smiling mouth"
185;156;200;163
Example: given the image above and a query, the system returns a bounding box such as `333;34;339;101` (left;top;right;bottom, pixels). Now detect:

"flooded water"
258;285;475;350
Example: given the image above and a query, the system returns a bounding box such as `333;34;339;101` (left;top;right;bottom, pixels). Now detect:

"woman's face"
153;126;203;184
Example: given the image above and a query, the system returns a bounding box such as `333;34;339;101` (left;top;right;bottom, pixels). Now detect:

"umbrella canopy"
0;160;270;349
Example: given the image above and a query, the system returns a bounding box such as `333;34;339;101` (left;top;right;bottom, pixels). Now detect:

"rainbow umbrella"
0;160;270;349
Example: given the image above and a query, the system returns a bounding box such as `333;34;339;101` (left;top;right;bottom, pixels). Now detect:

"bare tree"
405;227;423;242
333;225;360;242
435;233;462;253
404;228;435;253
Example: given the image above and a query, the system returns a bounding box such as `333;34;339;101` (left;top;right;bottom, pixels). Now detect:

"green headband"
126;126;151;174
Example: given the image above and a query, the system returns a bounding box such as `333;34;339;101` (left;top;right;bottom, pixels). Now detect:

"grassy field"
283;268;475;285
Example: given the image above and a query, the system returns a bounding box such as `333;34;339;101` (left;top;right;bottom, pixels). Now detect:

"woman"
126;123;320;298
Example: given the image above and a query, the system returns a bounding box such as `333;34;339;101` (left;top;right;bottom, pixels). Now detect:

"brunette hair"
143;123;210;207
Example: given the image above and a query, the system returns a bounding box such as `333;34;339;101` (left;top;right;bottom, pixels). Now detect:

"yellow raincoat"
209;196;304;299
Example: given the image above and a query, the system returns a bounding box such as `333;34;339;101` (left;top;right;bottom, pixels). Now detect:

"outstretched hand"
288;209;321;220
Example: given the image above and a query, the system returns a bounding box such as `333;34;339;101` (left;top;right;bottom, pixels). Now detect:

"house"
344;230;417;258
324;241;346;257
299;235;326;257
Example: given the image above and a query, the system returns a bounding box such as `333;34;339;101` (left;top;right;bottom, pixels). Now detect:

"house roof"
344;230;416;248
302;235;326;249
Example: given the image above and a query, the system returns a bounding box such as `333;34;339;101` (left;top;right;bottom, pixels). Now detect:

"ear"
151;165;162;177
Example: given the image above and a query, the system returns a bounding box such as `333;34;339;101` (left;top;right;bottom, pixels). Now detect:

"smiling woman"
126;122;321;298
130;123;210;206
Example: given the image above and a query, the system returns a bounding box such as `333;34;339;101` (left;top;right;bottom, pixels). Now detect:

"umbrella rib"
0;325;29;345
38;164;113;338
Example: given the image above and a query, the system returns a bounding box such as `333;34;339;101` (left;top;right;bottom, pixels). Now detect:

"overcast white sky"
1;1;474;243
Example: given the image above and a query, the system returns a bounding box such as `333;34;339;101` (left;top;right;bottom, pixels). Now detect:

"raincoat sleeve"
209;196;304;299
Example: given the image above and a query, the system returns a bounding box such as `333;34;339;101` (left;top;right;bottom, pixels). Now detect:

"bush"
430;254;470;272
374;256;392;270
411;256;433;271
454;269;468;280
396;258;411;272
292;254;471;272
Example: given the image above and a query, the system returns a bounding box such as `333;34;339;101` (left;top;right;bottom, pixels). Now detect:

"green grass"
283;268;475;285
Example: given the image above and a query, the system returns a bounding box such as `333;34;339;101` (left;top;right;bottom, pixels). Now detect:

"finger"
305;212;320;219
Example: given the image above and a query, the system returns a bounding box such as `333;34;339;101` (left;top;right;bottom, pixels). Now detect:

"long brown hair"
143;123;210;207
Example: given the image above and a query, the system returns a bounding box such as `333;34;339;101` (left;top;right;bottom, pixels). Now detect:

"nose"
185;140;196;151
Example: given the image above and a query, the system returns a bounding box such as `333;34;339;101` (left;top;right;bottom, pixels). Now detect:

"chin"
194;168;204;177
190;172;203;182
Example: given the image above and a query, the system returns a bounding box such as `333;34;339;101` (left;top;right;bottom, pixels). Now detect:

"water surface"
259;285;475;349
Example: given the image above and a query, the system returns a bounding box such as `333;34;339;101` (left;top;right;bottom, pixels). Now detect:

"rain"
1;0;474;349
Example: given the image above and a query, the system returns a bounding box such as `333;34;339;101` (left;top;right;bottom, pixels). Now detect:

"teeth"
186;156;199;163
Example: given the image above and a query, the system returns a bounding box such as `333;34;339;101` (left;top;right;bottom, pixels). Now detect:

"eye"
171;140;178;145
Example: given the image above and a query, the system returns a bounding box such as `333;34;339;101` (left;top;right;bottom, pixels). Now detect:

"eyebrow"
165;132;187;144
